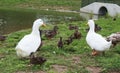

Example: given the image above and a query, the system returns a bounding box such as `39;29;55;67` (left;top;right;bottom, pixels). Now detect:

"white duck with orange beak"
86;20;111;56
15;19;46;58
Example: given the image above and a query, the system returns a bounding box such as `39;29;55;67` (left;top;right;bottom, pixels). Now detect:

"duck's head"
87;20;94;26
87;20;95;31
33;19;46;28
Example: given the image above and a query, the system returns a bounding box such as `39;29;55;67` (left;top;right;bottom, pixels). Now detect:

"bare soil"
86;66;101;73
51;65;67;73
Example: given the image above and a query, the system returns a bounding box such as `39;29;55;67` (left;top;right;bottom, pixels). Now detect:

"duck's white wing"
15;34;41;54
86;32;111;51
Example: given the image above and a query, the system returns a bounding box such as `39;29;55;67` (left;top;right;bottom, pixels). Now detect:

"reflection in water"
0;9;36;34
0;9;80;34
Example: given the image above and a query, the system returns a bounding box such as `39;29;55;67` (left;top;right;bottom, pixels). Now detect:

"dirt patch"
0;53;5;59
15;71;46;73
109;72;120;73
109;71;120;73
52;65;67;73
17;3;71;11
72;56;81;64
108;70;120;73
41;6;71;10
35;71;46;73
86;66;101;73
15;71;32;73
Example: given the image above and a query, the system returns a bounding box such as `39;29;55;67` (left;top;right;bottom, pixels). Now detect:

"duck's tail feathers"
108;40;112;48
16;48;29;58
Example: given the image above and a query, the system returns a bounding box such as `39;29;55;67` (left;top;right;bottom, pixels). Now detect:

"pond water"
0;9;81;35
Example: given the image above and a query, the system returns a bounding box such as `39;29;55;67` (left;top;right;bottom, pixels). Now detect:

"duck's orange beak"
42;23;46;27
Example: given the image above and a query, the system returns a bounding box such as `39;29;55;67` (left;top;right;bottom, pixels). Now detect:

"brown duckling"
64;35;73;45
45;26;58;39
86;24;102;32
57;37;63;48
68;24;78;30
106;32;120;47
113;18;116;21
0;35;6;41
30;52;46;65
73;29;82;39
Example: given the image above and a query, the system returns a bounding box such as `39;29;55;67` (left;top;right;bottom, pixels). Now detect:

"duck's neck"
88;23;95;33
31;24;40;36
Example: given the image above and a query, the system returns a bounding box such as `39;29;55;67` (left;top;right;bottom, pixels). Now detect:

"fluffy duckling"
0;35;6;41
113;18;116;21
45;25;58;39
73;29;82;39
86;20;111;56
57;37;63;48
69;24;78;30
30;52;46;65
106;32;120;47
15;19;46;58
64;35;73;45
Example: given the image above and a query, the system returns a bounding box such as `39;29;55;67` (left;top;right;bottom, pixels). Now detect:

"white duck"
86;20;111;56
15;19;46;58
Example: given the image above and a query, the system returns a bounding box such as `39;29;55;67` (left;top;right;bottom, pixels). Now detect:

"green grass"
0;0;81;11
0;17;120;73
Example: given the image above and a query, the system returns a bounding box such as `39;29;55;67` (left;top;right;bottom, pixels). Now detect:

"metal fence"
81;0;120;7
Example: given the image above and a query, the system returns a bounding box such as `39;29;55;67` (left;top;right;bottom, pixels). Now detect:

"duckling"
73;29;82;39
113;18;116;21
64;35;73;45
68;24;78;30
0;35;6;41
86;20;111;56
57;37;63;48
106;32;120;47
45;25;58;39
86;24;102;32
30;52;46;65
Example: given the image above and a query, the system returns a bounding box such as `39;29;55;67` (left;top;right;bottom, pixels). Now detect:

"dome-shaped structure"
80;2;120;19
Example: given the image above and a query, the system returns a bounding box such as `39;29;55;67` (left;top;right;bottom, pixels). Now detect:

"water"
0;9;81;34
0;9;36;34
